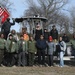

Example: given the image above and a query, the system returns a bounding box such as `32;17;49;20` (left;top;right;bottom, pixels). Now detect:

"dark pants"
18;51;26;66
48;55;53;66
0;50;4;65
29;52;35;66
3;31;9;40
5;52;16;66
37;49;45;65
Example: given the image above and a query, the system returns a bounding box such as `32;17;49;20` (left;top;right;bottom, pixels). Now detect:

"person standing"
6;34;17;66
70;33;75;56
28;35;37;66
1;18;15;39
44;29;49;41
58;36;66;67
35;24;43;41
62;33;69;43
47;36;56;66
7;30;19;41
17;35;28;66
0;33;6;66
50;25;58;40
36;35;47;66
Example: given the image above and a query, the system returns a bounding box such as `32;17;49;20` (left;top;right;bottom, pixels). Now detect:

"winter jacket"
17;40;28;53
0;38;6;50
50;29;58;40
48;42;56;55
36;39;47;50
59;41;66;52
44;32;49;41
6;39;17;53
35;29;42;41
23;34;29;41
28;40;37;53
70;39;75;49
1;20;15;32
62;36;69;43
7;33;19;41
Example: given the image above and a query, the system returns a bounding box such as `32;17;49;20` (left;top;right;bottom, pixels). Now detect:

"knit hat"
49;36;53;42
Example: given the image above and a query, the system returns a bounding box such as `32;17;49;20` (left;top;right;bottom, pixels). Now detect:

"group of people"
0;18;75;67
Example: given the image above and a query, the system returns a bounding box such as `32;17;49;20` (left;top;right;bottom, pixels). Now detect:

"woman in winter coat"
47;36;56;66
58;36;66;67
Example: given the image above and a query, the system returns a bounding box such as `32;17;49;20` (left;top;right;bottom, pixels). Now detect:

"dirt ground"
0;66;75;75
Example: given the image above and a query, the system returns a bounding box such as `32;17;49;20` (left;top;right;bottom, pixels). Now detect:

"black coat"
1;20;15;32
62;36;69;43
44;32;49;41
35;29;42;41
50;29;58;40
36;39;47;50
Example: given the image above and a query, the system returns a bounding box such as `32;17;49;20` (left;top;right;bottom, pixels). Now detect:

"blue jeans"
59;51;64;67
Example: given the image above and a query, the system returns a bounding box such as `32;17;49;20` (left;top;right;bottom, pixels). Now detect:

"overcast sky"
10;0;75;32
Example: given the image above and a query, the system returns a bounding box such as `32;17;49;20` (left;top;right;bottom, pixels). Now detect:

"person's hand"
12;18;15;21
35;52;37;54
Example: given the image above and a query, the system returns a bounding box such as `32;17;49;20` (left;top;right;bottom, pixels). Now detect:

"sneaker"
12;65;16;67
44;63;49;67
1;64;5;67
39;65;42;67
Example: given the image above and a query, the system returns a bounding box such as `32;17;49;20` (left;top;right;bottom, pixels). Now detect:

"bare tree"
56;13;70;34
24;0;68;28
70;6;75;33
0;0;13;12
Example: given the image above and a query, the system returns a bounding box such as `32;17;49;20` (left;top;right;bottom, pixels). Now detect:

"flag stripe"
0;7;4;16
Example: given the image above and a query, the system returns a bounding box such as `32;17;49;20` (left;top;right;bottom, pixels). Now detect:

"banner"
0;6;10;24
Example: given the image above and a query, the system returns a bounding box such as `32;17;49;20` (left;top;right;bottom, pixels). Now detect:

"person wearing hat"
50;25;58;40
47;36;56;66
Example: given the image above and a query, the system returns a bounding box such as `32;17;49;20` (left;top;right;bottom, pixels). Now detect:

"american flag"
0;7;4;17
0;6;10;24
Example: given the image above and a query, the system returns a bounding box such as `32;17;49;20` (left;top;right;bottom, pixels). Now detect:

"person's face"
12;30;15;34
53;27;56;30
44;30;47;32
59;37;62;41
73;35;75;39
9;36;13;40
64;34;66;36
20;36;24;40
40;35;44;40
1;34;4;38
30;37;33;41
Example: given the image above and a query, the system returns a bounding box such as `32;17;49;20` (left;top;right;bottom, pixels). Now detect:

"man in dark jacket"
62;33;69;43
36;35;47;66
1;18;15;40
44;29;49;41
50;25;58;40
